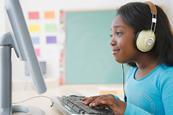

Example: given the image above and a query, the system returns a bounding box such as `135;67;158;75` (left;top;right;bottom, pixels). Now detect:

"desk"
12;80;123;115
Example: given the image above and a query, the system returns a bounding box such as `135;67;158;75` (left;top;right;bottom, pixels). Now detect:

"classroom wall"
1;0;173;82
160;0;173;27
0;0;5;34
3;0;144;81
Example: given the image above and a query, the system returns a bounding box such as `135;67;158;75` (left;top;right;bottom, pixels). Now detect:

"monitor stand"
12;105;45;115
0;32;45;115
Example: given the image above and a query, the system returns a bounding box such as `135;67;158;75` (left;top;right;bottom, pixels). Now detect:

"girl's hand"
82;94;126;115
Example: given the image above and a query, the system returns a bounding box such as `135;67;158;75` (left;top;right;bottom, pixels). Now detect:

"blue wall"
65;10;129;84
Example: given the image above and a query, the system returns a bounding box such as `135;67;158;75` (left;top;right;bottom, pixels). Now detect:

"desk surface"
12;81;123;115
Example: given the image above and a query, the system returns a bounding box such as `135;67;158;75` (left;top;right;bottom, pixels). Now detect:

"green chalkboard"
65;10;129;84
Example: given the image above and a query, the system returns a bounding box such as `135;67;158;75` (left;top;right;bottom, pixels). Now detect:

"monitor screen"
5;0;47;94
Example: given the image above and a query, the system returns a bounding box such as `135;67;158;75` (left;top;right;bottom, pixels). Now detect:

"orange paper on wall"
44;11;55;19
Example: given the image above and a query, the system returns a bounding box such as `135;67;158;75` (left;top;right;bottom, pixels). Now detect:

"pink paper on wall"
28;11;40;20
35;48;41;57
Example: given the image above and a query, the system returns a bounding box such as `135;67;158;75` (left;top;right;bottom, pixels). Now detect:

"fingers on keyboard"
82;96;99;105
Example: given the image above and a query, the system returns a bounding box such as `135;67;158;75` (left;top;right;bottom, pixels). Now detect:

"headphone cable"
122;64;127;102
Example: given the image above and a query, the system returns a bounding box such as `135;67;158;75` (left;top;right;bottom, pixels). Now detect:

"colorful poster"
24;9;65;81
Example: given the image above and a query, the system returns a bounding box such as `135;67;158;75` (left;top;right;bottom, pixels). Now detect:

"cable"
12;95;54;107
122;64;127;102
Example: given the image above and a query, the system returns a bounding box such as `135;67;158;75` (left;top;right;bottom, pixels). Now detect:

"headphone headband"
145;1;157;15
145;1;157;32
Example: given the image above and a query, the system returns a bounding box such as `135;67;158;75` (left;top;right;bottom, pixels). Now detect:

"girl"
82;2;173;115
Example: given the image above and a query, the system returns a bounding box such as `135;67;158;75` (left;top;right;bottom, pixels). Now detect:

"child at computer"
82;1;173;115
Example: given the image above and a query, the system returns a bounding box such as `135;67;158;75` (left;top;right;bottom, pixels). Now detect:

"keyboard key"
67;102;74;108
74;102;99;114
79;110;86;114
72;105;81;113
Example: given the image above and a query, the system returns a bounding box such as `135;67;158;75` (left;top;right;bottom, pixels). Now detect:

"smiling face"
110;15;139;63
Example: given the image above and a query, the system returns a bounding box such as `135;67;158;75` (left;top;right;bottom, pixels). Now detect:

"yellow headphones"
136;1;157;52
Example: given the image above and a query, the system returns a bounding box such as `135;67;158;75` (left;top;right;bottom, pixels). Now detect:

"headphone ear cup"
136;30;156;52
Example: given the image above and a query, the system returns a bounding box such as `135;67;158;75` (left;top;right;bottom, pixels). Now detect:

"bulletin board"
65;10;129;84
24;9;66;80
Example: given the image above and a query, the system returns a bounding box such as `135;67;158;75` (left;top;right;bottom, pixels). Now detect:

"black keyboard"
52;95;114;115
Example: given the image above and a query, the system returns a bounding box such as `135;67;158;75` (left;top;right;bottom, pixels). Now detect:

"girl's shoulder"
156;64;173;84
156;64;173;93
158;64;173;74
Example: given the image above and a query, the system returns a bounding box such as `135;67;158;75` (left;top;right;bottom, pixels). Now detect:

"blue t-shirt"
124;64;173;115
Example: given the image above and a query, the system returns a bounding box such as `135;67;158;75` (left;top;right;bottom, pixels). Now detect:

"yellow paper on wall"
28;24;41;33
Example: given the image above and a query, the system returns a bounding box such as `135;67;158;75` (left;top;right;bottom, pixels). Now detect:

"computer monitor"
5;0;47;94
0;0;47;114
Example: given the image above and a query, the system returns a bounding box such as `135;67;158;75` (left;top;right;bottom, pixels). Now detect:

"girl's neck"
135;55;158;80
